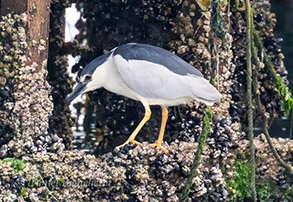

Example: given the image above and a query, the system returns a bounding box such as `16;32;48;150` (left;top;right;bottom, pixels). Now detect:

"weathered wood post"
0;0;57;157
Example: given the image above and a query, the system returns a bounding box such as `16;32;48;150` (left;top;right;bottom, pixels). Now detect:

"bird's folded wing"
113;55;221;105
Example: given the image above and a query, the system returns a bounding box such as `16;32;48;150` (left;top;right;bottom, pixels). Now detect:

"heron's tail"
188;77;222;106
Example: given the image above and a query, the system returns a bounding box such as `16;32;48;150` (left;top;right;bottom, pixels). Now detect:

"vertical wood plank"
1;0;51;71
26;0;51;70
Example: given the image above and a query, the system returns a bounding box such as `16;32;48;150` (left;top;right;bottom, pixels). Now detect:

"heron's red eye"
85;75;92;80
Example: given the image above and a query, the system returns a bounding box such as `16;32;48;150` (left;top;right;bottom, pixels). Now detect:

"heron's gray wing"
112;54;221;105
113;43;203;77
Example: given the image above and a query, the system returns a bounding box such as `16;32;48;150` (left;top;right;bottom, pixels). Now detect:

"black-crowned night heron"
67;43;221;153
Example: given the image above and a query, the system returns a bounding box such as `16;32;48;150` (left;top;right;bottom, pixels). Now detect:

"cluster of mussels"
168;2;211;77
59;0;289;201
253;0;288;116
78;0;182;53
0;13;54;158
1;134;291;201
33;133;65;154
69;1;242;200
230;0;288;125
87;89;170;155
47;0;74;149
0;13;28;139
68;0;213;155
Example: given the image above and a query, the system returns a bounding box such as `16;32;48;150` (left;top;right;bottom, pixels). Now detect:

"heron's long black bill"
66;82;88;106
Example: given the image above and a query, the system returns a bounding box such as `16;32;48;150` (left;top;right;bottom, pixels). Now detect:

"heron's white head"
66;51;113;106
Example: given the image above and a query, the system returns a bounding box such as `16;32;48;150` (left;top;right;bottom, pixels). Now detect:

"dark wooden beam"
1;0;51;71
1;0;27;15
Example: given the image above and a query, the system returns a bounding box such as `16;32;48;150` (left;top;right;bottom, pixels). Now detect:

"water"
269;1;293;139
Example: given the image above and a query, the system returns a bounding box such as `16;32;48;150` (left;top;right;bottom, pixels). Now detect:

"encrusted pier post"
0;0;57;157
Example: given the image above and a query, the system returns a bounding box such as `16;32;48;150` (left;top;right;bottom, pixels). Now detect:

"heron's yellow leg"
150;106;168;154
116;105;151;148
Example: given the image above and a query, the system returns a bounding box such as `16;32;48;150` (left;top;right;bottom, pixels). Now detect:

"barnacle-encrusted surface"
0;13;55;158
72;0;210;154
71;0;217;155
47;0;74;149
0;0;292;201
0;136;292;201
230;0;288;125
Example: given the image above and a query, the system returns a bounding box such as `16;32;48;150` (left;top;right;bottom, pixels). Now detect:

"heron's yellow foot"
116;139;141;149
150;142;168;154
